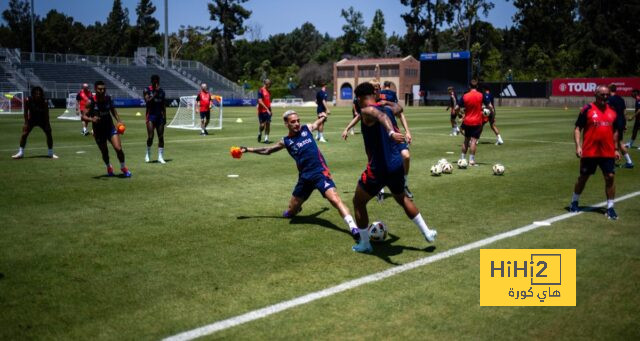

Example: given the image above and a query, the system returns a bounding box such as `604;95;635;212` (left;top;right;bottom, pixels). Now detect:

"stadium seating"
107;65;198;94
19;62;120;92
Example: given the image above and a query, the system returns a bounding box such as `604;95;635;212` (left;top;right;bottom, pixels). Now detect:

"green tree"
340;6;366;56
482;47;502;80
133;0;160;47
39;10;79;53
364;10;387;57
1;0;34;51
400;0;452;56
450;0;494;51
101;0;130;56
208;0;252;78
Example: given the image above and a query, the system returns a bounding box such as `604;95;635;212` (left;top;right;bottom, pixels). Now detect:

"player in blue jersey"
315;84;330;142
626;89;640;149
240;110;359;239
143;74;167;164
607;84;633;168
481;87;504;145
350;82;437;254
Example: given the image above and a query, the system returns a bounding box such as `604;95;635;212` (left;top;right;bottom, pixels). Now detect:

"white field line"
163;190;640;341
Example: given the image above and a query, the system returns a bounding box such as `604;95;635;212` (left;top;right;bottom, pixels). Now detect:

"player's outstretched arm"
360;106;405;143
342;114;361;140
308;113;328;132
241;141;285;155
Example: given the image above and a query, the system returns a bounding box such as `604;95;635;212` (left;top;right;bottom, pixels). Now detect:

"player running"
240;110;359;239
11;86;58;159
458;80;484;166
81;81;131;177
445;86;460;136
569;85;620;219
315;84;330;142
257;79;272;143
350;82;437;254
77;83;92;136
481;87;504;145
144;74;167;164
196;83;213;136
625;89;640;148
607;84;633;168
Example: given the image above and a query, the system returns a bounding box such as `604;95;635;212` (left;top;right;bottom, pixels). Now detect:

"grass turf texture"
0;106;638;339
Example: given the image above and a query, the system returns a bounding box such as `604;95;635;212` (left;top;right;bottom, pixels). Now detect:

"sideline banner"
552;78;640;96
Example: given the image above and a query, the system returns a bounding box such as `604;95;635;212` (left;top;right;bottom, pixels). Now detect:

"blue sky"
1;0;517;38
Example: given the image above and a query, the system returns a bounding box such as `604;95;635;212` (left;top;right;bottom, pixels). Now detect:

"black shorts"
200;111;210;120
94;125;117;145
450;112;457;120
580;157;615;176
358;167;405;197
461;124;482;139
27;119;51;131
258;112;271;123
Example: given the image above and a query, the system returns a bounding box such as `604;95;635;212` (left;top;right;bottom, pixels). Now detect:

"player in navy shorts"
241;110;360;240
351;82;437;253
143;74;167;163
315;84;330;142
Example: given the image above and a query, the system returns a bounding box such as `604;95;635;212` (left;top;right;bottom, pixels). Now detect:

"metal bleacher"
107;65;198;98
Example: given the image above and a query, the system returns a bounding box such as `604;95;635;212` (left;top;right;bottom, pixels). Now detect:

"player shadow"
148;158;173;163
288;207;352;238
24;155;54;159
91;174;131;179
564;205;606;215
368;234;436;265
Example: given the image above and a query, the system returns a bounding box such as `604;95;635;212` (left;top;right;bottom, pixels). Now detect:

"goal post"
0;91;24;114
167;95;223;130
57;93;81;120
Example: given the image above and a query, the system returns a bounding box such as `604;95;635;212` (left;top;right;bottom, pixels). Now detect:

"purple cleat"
350;228;360;241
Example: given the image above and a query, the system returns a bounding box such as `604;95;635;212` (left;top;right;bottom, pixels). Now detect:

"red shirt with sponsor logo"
76;89;91;111
257;86;271;114
575;103;618;158
460;89;484;126
196;91;211;112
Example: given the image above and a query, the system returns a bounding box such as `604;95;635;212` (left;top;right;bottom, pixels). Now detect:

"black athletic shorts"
580;157;615;176
461;124;482;139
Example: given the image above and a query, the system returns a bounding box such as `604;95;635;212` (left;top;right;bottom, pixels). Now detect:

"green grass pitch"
0;105;638;339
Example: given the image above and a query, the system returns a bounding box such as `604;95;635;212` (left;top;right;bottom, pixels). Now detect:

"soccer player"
625;89;640;148
240;110;360;239
81;81;131;177
11;86;58;159
569;85;620;220
143;74;167;164
482;87;504;145
445;86;460;136
196;83;213;136
315;83;330;142
76;83;92;136
257;79;272;143
607;84;633;168
458;80;484;166
351;82;437;253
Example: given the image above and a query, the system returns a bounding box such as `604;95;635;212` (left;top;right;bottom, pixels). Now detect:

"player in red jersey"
458;80;484;166
11;86;58;159
569;85;620;220
257;79;272;143
76;83;92;136
196;83;213;136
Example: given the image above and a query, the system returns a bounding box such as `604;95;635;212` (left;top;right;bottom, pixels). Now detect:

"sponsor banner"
420;51;470;61
113;98;145;107
483;82;550;98
552;78;640;96
480;249;576;306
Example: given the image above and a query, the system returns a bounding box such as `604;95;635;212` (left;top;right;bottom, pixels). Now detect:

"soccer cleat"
404;186;414;199
121;167;131;177
257;133;262;142
376;189;385;203
11;152;24;159
352;241;373;254
144;152;150;163
569;201;579;212
496;140;504;145
622;163;634;169
107;165;115;177
200;131;206;136
424;229;437;243
623;142;631;148
48;154;59;159
350;227;360;241
605;207;618;220
204;130;209;135
319;137;327;143
282;210;292;218
469;160;477;166
158;156;166;164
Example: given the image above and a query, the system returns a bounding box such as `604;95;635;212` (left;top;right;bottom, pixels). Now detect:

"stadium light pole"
30;0;35;61
164;0;168;68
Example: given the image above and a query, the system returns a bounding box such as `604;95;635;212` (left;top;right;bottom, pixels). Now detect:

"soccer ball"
437;158;448;166
430;163;443;176
457;159;468;169
442;162;453;174
483;107;491;116
368;221;388;242
492;163;505;175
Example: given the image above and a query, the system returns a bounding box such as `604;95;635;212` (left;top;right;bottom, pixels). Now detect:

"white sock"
624;153;632;164
343;215;357;230
404;175;408;186
572;193;580;203
497;134;503;142
158;147;164;157
460;153;466;160
264;134;269;141
146;146;150;154
120;162;126;169
628;139;634;146
469;154;475;162
18;147;24;154
358;227;370;244
411;213;432;236
607;200;614;209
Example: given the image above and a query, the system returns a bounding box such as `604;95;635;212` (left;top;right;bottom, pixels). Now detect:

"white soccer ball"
492;163;505;175
368;221;388;242
437;158;449;166
483;107;491;116
457;159;468;169
430;163;443;176
442;162;453;174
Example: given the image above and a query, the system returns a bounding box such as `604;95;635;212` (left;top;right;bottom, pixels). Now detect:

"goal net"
167;95;223;130
57;93;81;120
0;91;24;114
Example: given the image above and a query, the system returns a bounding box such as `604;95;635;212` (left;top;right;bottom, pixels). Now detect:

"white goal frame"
167;95;223;130
57;93;81;120
0;91;24;114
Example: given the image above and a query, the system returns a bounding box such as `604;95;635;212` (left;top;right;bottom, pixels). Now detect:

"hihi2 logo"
480;249;576;306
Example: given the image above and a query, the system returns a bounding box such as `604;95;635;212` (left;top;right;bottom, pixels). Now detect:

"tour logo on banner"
552;78;640;96
480;249;576;306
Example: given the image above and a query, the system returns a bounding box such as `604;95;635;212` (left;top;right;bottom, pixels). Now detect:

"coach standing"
458;79;484;166
607;83;633;168
569;85;620;220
